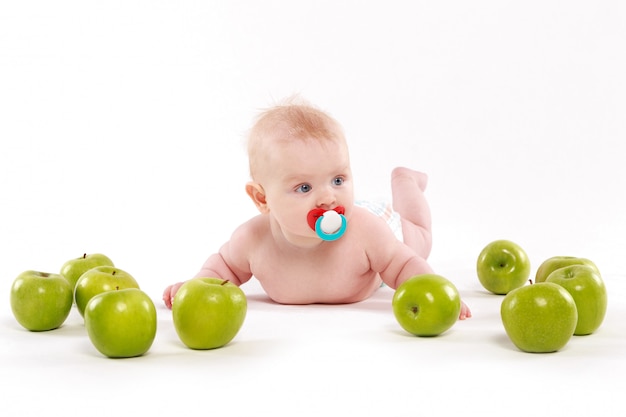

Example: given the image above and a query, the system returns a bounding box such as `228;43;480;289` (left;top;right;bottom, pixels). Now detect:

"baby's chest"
249;246;375;301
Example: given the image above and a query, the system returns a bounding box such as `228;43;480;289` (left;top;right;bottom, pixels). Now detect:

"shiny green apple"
60;253;114;290
172;278;247;349
501;282;577;353
535;256;599;283
546;265;607;335
74;266;139;317
392;274;461;337
10;271;73;331
84;288;157;358
477;239;531;294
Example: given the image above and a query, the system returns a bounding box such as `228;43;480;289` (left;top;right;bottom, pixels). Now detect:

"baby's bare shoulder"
350;206;396;238
234;214;267;235
349;206;406;256
227;215;268;248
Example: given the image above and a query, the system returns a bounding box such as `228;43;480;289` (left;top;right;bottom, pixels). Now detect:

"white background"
1;1;625;416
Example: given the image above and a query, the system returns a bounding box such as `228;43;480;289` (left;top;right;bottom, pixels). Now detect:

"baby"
163;100;471;319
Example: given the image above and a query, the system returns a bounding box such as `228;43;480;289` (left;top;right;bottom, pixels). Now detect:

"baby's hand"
162;281;186;309
459;300;472;320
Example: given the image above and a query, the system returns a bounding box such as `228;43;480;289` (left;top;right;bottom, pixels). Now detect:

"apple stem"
112;270;116;276
221;280;230;286
116;286;119;291
528;279;533;285
83;253;87;259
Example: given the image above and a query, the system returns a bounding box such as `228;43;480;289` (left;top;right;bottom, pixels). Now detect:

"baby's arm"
162;246;251;309
378;247;471;319
375;240;434;290
363;215;472;319
194;243;253;285
162;222;256;309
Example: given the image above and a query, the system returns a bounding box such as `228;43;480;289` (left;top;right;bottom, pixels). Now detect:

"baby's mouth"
307;206;345;231
306;206;347;241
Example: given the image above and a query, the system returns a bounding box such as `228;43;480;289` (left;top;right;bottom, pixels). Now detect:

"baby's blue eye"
297;184;312;193
333;177;344;186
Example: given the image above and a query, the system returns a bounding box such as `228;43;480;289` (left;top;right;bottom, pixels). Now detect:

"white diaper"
355;200;404;242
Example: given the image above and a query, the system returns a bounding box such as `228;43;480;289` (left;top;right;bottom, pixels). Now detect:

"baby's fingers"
162;285;175;309
459;301;472;320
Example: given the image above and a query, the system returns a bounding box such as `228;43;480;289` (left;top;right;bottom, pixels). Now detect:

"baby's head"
245;99;354;244
247;99;348;182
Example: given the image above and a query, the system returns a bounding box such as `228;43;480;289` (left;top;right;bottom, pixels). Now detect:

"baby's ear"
246;182;269;213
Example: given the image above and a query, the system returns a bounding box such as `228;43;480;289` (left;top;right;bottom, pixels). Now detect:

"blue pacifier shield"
315;211;347;241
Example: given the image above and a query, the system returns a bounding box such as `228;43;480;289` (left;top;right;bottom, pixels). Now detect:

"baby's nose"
316;187;336;208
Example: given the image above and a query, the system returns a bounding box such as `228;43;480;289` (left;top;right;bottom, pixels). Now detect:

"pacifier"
307;206;347;241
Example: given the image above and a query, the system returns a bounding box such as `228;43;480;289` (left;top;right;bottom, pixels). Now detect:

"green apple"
535;256;599;283
74;266;139;317
477;239;531;294
172;278;247;349
392;274;461;337
84;288;157;358
501;282;577;353
10;271;73;331
546;265;607;335
60;253;114;290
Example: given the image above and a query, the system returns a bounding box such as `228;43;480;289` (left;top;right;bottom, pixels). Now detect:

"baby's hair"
247;96;345;179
